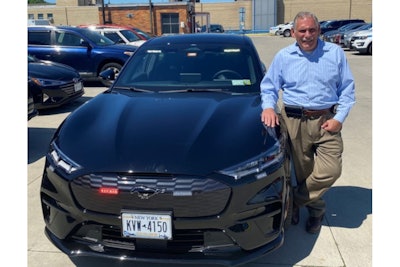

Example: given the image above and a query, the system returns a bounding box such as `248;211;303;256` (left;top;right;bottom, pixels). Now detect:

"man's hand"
321;119;342;132
261;108;280;127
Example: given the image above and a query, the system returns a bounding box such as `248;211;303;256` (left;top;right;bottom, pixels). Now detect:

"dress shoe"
306;214;324;234
291;202;300;225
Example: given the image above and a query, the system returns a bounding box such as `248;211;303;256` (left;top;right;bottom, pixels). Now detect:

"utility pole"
101;0;106;24
149;0;153;34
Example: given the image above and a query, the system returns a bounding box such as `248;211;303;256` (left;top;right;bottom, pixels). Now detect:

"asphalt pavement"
27;35;372;267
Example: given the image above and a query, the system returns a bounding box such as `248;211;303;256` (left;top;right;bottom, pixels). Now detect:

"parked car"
320;19;365;35
322;22;366;44
277;21;293;37
28;26;137;84
40;33;293;266
353;30;372;55
28;54;84;109
200;24;225;33
269;23;285;35
28;83;38;120
82;26;147;47
343;23;372;49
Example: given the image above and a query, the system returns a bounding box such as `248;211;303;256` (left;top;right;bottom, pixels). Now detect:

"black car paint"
28;56;84;109
40;33;292;266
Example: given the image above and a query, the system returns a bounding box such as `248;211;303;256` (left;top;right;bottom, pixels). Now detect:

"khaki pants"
280;107;343;217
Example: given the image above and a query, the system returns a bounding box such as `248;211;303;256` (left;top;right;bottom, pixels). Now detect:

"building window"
161;13;179;34
28;14;34;20
38;13;44;19
47;13;53;20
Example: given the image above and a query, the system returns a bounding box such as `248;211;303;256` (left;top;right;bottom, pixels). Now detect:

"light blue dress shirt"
260;39;355;123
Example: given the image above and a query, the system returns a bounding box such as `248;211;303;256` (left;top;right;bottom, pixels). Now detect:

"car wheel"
283;29;291;38
367;43;372;55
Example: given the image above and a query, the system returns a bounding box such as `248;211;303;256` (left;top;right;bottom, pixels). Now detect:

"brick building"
27;0;372;35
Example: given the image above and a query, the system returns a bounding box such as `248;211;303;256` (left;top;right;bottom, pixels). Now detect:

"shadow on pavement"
260;185;371;265
64;186;371;267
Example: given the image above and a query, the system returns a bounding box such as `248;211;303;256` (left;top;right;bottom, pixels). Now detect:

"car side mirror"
99;68;115;87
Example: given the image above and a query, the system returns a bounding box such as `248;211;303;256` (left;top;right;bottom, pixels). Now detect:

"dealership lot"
28;35;372;267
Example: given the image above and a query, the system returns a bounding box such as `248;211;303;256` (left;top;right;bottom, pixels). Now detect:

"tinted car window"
120;29;141;42
103;32;123;43
28;31;51;45
55;32;83;46
115;42;259;93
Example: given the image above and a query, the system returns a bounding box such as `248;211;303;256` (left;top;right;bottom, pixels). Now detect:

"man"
260;11;355;234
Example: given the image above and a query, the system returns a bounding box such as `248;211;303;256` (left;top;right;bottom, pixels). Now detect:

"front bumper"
41;159;289;266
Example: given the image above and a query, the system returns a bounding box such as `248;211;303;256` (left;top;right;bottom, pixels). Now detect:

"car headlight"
219;128;285;180
30;77;65;87
48;141;82;174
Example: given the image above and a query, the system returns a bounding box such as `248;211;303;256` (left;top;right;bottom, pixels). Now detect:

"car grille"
60;81;80;96
71;174;231;217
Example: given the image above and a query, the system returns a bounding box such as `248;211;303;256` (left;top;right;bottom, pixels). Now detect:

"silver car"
343;23;372;49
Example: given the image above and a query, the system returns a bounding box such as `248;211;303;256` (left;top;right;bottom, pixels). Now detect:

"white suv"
87;26;146;47
277;22;293;37
353;30;372;55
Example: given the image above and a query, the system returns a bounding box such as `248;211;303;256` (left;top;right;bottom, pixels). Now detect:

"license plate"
121;211;172;240
74;82;83;92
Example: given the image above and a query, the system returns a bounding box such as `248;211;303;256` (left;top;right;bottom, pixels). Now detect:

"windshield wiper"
161;88;231;93
113;86;154;93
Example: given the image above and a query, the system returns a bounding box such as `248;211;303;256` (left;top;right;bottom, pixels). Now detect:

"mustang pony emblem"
130;186;166;199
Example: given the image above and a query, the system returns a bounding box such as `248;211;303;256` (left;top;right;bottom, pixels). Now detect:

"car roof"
28;25;89;33
145;33;252;46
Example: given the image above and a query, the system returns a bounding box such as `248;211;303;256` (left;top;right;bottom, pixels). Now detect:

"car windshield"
132;28;153;39
77;28;115;46
113;41;262;93
119;29;141;42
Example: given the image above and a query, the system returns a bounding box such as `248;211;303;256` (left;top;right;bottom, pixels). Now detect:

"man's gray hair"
293;11;320;30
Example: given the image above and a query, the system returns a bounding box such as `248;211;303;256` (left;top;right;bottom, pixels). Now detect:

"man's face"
291;17;320;52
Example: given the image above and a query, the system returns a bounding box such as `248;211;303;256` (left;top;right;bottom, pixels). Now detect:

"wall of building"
195;0;253;31
278;0;372;24
99;4;190;35
28;5;99;26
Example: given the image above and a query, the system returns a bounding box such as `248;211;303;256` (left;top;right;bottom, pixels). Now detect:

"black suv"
28;26;137;83
320;19;365;35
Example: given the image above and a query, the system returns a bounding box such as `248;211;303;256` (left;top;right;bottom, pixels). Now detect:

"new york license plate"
74;81;83;92
121;211;172;240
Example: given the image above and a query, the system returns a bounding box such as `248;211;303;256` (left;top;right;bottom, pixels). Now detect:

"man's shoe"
291;203;300;225
306;214;324;234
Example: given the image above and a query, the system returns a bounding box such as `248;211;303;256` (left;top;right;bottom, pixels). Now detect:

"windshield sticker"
232;79;251;86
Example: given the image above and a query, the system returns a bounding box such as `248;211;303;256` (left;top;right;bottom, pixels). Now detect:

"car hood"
28;61;80;80
56;91;275;175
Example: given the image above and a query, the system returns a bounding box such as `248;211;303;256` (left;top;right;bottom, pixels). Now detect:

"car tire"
367;43;372;55
283;29;291;38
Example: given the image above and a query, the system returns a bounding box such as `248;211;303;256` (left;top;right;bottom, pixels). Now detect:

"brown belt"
302;108;332;117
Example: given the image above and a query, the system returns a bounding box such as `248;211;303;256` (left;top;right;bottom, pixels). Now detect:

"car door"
50;30;95;76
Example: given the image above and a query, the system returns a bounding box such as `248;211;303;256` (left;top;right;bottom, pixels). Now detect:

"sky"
46;0;234;3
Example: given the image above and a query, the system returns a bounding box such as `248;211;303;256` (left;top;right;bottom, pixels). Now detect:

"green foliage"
28;0;50;4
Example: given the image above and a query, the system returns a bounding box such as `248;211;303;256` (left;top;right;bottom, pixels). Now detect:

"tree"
28;0;51;4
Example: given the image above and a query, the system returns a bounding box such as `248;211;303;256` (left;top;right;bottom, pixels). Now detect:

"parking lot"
27;35;372;267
